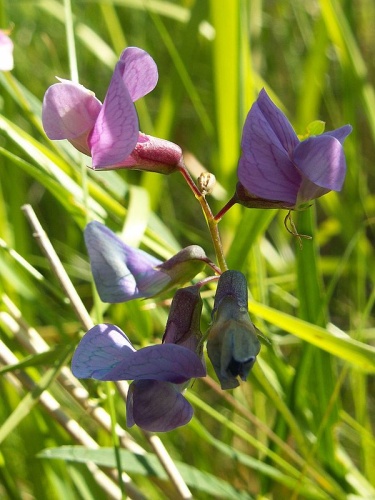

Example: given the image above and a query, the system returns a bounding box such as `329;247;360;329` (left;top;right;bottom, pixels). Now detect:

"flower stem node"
206;270;261;389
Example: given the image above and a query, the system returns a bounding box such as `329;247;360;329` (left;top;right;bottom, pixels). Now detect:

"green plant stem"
63;0;79;83
178;162;228;272
106;383;125;498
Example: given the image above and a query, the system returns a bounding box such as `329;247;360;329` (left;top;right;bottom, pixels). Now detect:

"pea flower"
71;285;205;432
0;30;13;71
42;47;182;173
235;88;352;209
206;270;261;389
85;221;209;303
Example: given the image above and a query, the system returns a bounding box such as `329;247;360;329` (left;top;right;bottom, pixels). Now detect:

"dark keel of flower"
206;270;261;389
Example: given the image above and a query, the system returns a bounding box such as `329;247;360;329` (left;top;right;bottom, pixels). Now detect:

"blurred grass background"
0;0;374;498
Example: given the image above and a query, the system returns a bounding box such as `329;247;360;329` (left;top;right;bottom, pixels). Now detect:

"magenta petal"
127;380;193;432
257;89;299;154
293;135;347;191
84;221;167;303
89;61;139;168
42;82;101;140
119;47;158;102
105;343;206;383
71;324;135;379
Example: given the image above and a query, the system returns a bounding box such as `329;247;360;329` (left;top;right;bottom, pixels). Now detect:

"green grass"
0;0;374;498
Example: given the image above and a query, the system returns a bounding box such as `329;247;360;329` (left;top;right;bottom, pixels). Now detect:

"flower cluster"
71;285;205;432
43;47;352;432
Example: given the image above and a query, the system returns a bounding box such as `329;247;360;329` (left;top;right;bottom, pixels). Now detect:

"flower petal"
324;124;352;144
84;221;168;302
293;134;347;192
0;31;14;71
257;89;299;154
127;380;193;432
71;324;135;379
42;81;102;142
238;96;301;205
119;47;158;102
105;343;206;383
89;59;139;168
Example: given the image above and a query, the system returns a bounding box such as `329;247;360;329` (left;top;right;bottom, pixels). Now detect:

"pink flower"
0;30;14;71
42;47;182;174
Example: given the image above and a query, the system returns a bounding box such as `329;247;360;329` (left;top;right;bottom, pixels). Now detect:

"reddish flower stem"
213;196;237;222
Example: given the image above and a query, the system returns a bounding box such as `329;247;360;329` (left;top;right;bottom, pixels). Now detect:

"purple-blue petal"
256;89;299;154
104;343;206;383
293;135;347;191
71;324;135;379
238;89;336;204
238;99;301;204
84;221;168;303
323;124;352;144
126;380;193;432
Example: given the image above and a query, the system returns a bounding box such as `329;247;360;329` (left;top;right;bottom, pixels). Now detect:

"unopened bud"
198;172;216;196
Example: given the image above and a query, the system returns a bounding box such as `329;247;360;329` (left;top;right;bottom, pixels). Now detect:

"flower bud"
163;285;203;356
198;172;216;196
206;270;261;389
157;245;208;290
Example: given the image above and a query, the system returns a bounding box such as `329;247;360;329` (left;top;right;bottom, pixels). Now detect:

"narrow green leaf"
39;446;252;499
249;301;375;373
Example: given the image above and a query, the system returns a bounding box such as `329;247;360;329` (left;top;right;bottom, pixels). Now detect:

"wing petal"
42;81;101;140
71;324;134;379
105;343;206;383
293;135;347;192
84;221;164;303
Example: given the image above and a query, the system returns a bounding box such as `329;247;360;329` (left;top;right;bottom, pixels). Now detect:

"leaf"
0;345;72;375
38;446;252;499
249;301;375;373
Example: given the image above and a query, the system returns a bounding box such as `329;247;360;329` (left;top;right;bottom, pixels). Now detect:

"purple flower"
0;30;14;71
85;221;209;303
42;47;182;174
206;270;261;389
235;89;352;209
71;286;205;432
